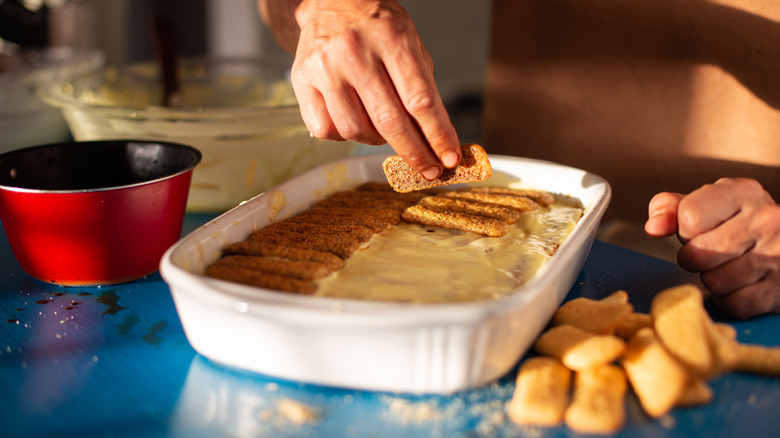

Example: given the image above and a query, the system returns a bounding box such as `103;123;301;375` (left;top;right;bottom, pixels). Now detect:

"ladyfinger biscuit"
704;320;739;378
313;194;413;212
614;312;653;340
401;204;511;237
301;206;402;225
265;220;375;243
440;190;539;212
675;378;714;407
212;255;333;280
249;228;359;259
506;357;571;427
533;324;627;371
382;143;492;193
622;327;689;418
417;195;521;224
221;240;345;271
204;264;318;294
601;290;630;304
327;189;428;204
355;181;395;192
651;284;713;376
734;343;780;376
564;365;627;435
286;213;389;233
460;186;556;206
552;295;633;335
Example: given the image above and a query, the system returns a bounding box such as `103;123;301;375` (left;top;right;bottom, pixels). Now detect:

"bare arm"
258;0;461;180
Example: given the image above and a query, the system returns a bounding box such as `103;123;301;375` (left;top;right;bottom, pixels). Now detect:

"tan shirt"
483;0;780;222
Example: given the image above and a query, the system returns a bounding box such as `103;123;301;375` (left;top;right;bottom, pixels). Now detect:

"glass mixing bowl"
42;57;357;212
0;46;104;152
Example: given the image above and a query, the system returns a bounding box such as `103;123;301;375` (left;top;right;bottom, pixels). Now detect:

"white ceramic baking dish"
160;153;611;394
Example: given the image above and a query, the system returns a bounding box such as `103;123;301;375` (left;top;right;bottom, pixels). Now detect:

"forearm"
258;0;303;53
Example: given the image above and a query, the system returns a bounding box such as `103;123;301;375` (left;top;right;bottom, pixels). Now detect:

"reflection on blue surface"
170;355;516;438
167;350;780;438
0;273;194;438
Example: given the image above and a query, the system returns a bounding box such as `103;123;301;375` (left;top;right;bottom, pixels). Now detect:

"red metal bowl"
0;140;201;286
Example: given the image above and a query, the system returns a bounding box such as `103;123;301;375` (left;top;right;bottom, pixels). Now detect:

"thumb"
645;192;684;238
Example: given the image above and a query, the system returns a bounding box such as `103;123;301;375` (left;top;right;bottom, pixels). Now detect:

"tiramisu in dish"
204;180;583;303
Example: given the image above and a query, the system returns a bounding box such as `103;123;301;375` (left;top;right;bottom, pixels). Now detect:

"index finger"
385;40;461;170
645;192;684;238
358;71;446;180
676;182;742;241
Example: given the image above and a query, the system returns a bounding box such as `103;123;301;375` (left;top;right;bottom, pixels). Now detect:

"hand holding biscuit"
260;0;462;180
645;177;780;319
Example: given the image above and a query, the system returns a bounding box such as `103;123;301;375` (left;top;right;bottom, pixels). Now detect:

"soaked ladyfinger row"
401;186;549;237
204;183;419;293
204;182;556;294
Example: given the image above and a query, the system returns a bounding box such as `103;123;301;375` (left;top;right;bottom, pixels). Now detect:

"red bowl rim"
0;139;201;194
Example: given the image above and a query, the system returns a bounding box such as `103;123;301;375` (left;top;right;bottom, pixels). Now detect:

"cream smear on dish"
314;199;583;303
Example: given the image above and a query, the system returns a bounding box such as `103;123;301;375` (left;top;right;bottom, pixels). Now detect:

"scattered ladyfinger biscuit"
703;320;739;378
552;294;633;335
516;283;779;433
402;204;511;237
734;343;780;376
534;324;627;371
601;290;629;304
650;284;714;377
613;312;653;340
506;357;571;427
564;364;627;435
622;327;689;418
675;378;714;407
382;143;492;193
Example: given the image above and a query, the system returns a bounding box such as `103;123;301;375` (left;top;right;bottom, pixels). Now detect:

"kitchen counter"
1;213;779;438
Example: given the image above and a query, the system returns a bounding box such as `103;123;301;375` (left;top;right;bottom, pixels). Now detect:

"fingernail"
421;167;441;180
442;151;460;168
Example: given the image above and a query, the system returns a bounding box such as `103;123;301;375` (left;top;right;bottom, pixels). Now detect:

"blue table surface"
1;213;779;438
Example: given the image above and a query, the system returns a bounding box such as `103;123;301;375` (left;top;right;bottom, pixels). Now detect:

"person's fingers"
355;62;444;179
698;251;768;295
291;71;344;141
676;179;747;242
677;212;756;272
384;27;460;168
676;179;780;273
644;192;684;237
709;280;780;319
321;82;385;145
